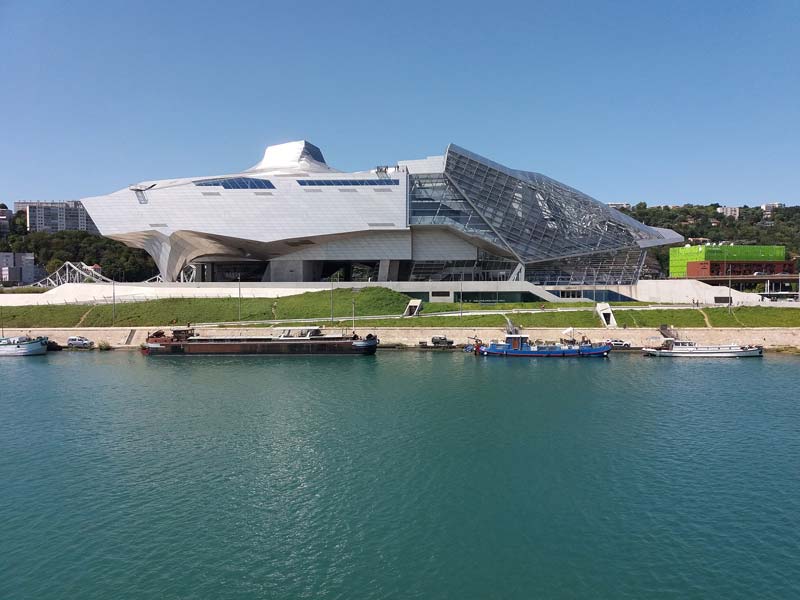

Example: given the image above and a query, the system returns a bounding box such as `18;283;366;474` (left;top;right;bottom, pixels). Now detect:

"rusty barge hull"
142;340;378;356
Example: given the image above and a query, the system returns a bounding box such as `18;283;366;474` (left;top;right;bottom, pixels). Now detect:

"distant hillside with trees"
0;211;158;281
620;204;800;272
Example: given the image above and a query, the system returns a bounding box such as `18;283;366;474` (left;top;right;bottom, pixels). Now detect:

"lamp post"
728;264;732;314
459;274;463;319
330;277;334;323
237;274;242;322
112;278;116;326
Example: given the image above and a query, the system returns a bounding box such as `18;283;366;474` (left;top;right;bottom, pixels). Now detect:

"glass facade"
407;250;520;282
408;173;510;253
404;145;673;285
444;146;663;263
523;248;647;286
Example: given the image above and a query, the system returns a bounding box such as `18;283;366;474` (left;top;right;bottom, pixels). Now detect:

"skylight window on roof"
297;179;400;186
194;177;275;189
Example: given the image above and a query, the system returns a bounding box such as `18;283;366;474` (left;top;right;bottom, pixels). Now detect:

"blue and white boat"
467;333;612;358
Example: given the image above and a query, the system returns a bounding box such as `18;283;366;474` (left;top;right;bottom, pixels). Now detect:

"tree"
46;258;62;274
6;230;158;281
10;211;27;235
619;204;800;275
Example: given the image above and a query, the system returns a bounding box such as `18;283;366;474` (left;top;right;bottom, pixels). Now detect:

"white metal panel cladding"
411;228;479;261
275;231;412;261
83;180;407;241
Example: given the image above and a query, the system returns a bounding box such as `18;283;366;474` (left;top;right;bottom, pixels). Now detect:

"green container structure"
669;245;786;278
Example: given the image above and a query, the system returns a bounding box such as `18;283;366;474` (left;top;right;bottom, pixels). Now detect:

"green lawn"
706;307;800;327
0;304;90;327
703;309;741;327
83;298;270;327
64;288;411;327
352;314;506;328
4;287;799;330
421;301;548;313
512;311;601;328
336;310;601;329
274;287;410;319
613;309;708;328
0;287;49;294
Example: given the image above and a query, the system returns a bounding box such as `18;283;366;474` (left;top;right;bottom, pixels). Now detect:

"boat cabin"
503;334;529;350
660;338;697;350
278;328;325;339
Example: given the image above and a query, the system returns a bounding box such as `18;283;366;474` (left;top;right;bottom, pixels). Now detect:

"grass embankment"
0;304;90;327
4;286;800;329
420;301;597;312
613;309;708;328
1;288;412;328
705;307;800;327
0;287;48;294
83;287;411;326
330;310;603;329
275;287;410;319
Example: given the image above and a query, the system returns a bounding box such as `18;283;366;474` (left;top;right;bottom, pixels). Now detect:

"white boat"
643;338;763;358
0;335;49;356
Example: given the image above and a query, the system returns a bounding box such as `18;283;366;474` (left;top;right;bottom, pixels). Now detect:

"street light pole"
330;278;334;323
728;265;732;314
112;278;116;326
459;274;463;319
237;275;242;321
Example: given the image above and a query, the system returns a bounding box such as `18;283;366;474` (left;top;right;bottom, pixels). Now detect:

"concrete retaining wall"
5;326;800;349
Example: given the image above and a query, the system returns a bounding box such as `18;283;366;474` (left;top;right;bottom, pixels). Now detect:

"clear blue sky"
1;0;798;206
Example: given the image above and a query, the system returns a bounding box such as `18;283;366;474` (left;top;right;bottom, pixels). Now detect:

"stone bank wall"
5;326;800;349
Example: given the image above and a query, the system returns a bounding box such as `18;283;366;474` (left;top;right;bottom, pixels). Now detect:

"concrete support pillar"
378;260;400;282
268;260;323;282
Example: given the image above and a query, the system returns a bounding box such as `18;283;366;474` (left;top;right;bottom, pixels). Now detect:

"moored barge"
643;338;763;358
142;327;379;356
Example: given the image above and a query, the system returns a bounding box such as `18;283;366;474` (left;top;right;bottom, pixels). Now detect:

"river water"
2;350;799;599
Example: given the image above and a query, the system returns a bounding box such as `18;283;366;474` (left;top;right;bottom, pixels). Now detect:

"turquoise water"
2;350;799;599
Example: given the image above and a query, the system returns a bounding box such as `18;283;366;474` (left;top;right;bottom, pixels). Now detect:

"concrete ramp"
629;280;762;305
403;299;423;316
596;302;617;328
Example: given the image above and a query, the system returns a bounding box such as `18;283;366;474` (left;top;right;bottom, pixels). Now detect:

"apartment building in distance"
13;201;99;234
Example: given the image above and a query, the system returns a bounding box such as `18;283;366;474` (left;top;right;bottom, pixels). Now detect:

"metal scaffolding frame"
32;261;116;287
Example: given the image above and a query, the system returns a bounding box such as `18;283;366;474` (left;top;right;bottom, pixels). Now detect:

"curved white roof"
246;140;335;173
